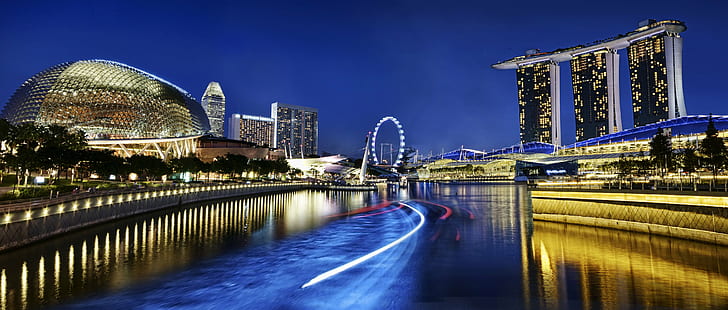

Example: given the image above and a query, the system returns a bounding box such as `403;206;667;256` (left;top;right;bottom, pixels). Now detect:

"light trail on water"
300;201;425;288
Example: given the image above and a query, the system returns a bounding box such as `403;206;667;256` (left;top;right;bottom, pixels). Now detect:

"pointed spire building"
201;81;226;137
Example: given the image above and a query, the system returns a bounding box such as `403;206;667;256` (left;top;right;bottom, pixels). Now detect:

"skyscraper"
571;49;622;141
201;81;226;137
516;60;561;145
493;19;687;142
227;113;241;140
628;20;687;127
271;102;318;158
240;114;274;147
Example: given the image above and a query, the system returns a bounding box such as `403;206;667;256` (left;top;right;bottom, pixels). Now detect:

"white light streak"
301;201;424;288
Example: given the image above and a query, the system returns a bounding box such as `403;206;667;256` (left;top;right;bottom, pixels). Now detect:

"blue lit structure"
421;142;557;162
563;115;728;149
423;115;727;165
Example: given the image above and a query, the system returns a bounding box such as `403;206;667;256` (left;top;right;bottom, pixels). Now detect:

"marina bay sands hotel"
493;19;687;145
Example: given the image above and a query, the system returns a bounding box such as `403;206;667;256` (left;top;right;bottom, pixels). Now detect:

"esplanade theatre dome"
1;60;210;139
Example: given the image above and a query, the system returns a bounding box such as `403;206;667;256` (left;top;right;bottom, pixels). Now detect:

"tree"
250;159;274;178
6;123;47;186
699;115;727;183
169;156;204;174
127;154;170;181
79;149;129;180
0;119;14;183
649;127;673;177
272;158;290;176
677;146;699;174
396;147;417;174
37;125;87;182
225;154;249;178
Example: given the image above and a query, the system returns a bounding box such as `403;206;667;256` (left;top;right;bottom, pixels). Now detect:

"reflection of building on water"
523;221;728;309
0;190;375;310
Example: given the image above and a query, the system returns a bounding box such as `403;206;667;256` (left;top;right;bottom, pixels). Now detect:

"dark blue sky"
1;0;726;157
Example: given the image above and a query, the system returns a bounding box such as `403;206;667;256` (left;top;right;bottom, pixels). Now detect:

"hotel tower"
493;20;686;144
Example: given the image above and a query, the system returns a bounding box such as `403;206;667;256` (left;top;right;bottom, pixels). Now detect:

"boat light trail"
301;201;425;288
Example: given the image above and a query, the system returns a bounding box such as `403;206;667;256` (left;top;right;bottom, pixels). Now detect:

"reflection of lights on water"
82;241;87;283
104;233;110;268
38;256;45;300
115;229;120;264
124;226;130;259
93;236;100;270
301;202;425;288
21;262;27;306
1;269;6;310
2;190;376;308
54;251;60;299
69;245;74;283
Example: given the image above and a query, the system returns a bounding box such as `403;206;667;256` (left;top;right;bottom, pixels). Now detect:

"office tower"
516;61;561;145
571;49;622;141
271;102;318;157
628;21;687;127
240;114;274;147
201;81;226;137
227;114;241;140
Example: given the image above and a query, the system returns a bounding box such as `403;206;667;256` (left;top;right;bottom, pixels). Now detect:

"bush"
0;187;52;201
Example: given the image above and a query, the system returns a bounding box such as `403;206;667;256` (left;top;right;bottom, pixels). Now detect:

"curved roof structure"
1;59;210;139
423;142;558;162
563;115;728;149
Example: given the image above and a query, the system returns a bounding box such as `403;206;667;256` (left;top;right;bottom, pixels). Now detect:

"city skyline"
1;0;727;157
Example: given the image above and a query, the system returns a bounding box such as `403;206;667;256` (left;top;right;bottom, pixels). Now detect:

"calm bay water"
0;184;726;309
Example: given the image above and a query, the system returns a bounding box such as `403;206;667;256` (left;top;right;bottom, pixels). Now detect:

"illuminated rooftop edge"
492;20;686;69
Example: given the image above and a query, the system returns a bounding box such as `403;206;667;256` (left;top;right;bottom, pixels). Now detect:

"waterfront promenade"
0;182;375;252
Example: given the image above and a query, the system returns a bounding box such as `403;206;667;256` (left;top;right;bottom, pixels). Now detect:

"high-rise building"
271;102;318;157
239;114;274;147
516;60;561;145
571;49;622;141
201;81;226;137
628;20;687;127
227;113;241;140
493;19;686;142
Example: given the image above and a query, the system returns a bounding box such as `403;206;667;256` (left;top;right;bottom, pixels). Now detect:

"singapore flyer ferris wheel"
370;116;405;167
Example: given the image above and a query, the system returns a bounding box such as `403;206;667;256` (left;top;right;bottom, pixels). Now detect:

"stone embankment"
531;189;728;245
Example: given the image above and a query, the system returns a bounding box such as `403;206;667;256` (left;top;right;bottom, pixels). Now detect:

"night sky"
1;0;726;157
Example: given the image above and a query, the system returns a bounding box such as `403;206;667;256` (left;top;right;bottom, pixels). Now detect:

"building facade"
570;49;622;141
516;61;561;145
628;21;687;127
494;20;686;143
227;113;241;140
271;102;318;157
0;59;210;139
201;81;226;137
240;114;274;147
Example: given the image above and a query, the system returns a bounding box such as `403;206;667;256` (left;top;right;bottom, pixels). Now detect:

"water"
1;184;727;309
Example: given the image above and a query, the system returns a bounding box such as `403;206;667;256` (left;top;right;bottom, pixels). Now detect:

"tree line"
0;119;291;185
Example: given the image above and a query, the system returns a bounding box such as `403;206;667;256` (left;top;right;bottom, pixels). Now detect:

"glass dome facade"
1;60;210;139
